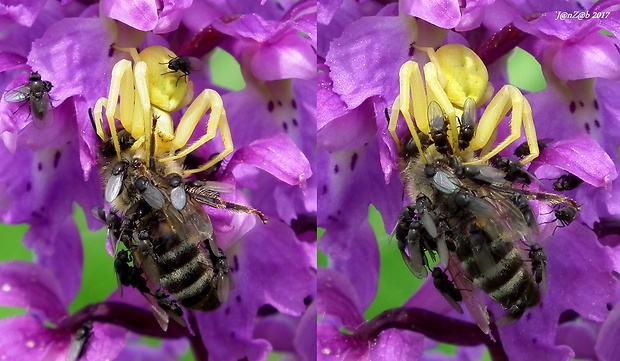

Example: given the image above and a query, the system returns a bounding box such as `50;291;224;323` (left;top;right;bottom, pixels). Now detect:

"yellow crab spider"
388;43;539;165
93;45;232;176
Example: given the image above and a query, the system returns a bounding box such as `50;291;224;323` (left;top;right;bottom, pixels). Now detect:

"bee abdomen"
157;244;219;310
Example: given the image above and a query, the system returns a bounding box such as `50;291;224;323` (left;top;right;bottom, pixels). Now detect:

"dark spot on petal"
277;100;282;106
585;122;591;134
569;101;576;113
268;101;274;112
31;211;43;218
408;43;415;56
594;119;600;128
579;100;584;107
38;162;42;171
594;100;599;110
225;307;230;315
303;295;313;306
53;150;61;169
238;358;248;361
257;304;278;316
384;108;390;122
108;46;115;57
607;303;613;311
327;215;339;222
236;295;241;303
350;153;358;171
233;255;239;271
576;1;585;10
25;182;31;192
291;214;317;239
291;99;297;109
532;337;537;344
334;164;339;173
559;309;580;323
526;313;531;321
292;118;298;126
322;185;328;195
282;122;288;132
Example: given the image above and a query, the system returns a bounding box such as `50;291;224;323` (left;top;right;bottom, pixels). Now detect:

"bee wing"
31;93;54;128
448;257;490;334
435;233;450;268
144;292;170;331
162;199;214;243
3;85;29;103
468;190;532;243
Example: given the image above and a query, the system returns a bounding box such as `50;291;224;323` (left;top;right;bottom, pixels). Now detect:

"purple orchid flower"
0;1;316;360
319;0;620;360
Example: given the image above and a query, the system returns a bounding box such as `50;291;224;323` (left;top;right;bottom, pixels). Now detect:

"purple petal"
0;261;66;323
400;0;461;29
23;216;83;307
100;0;158;31
317;268;365;330
115;338;187;361
0;141;103;250
0;316;61;360
553;33;620;80
28;17;115;107
318;323;365;360
198;221;315;361
228;132;312;187
0;51;27;72
213;14;315;80
81;322;127;361
318;140;402;260
318;98;377;152
595;303;620;361
532;133;617;189
368;328;425;361
499;224;614;360
556;320;599;360
153;0;192;33
325;15;415;109
0;0;47;27
330;220;379;310
295;301;317;361
317;323;425;361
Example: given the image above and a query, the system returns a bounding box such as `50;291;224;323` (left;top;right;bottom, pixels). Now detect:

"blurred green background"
317;47;547;359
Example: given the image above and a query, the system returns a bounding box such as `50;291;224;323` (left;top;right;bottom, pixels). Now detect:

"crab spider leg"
388;95;427;164
132;61;153;164
94;59;134;159
157;89;233;175
466;85;538;165
93;97;109;141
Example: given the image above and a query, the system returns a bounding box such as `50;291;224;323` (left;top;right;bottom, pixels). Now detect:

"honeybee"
393;100;579;329
92;110;267;329
3;71;54;127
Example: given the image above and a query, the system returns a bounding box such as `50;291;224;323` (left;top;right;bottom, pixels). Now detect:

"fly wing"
3;85;29;103
31;93;53;127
